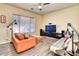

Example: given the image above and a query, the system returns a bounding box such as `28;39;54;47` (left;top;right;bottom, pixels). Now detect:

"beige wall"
0;4;42;43
0;4;79;43
42;5;79;33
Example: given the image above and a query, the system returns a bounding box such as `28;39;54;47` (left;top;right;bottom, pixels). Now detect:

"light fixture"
38;6;42;11
7;20;17;28
31;3;50;11
38;3;43;11
14;20;17;24
38;5;42;9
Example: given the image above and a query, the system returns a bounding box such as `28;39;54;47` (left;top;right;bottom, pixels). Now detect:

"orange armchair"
12;33;36;53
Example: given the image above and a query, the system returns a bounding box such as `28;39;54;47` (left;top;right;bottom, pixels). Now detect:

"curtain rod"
13;14;34;18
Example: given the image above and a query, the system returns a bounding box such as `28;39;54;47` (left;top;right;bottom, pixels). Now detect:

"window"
13;15;35;33
30;17;35;32
13;16;20;33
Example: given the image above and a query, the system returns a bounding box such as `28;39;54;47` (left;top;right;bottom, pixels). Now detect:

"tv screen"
45;25;56;33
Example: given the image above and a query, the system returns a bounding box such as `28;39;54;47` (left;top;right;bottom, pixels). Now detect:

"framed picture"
0;15;6;23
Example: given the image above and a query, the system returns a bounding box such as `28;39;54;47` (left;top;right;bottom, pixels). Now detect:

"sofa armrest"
16;37;36;52
13;34;20;43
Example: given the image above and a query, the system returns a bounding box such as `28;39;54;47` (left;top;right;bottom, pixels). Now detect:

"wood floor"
0;36;58;56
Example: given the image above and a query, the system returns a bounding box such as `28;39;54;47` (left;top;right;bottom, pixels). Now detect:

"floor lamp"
7;20;17;43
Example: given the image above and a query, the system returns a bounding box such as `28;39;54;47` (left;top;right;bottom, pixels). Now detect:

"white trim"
0;41;11;44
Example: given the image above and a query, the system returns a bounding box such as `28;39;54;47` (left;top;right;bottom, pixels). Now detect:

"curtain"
13;15;35;33
13;15;20;33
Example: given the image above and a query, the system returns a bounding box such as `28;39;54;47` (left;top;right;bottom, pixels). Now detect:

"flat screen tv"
45;25;56;33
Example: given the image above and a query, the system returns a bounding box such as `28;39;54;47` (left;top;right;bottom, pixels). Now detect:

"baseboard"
0;41;11;44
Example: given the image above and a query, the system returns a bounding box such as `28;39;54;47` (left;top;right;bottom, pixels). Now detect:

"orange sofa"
12;33;36;53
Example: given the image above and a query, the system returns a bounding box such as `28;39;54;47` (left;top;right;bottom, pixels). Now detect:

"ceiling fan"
31;3;50;11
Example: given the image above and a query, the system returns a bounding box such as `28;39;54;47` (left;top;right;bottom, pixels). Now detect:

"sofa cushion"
24;36;28;39
15;33;25;40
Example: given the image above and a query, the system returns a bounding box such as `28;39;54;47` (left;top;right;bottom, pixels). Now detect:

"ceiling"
9;3;78;15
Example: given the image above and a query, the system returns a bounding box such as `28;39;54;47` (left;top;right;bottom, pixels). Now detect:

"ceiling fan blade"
43;3;50;5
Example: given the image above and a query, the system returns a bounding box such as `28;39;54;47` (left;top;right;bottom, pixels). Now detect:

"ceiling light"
38;3;43;11
38;5;42;9
30;3;50;11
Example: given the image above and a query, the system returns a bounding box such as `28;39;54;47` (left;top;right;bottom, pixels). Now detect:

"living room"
0;3;79;56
